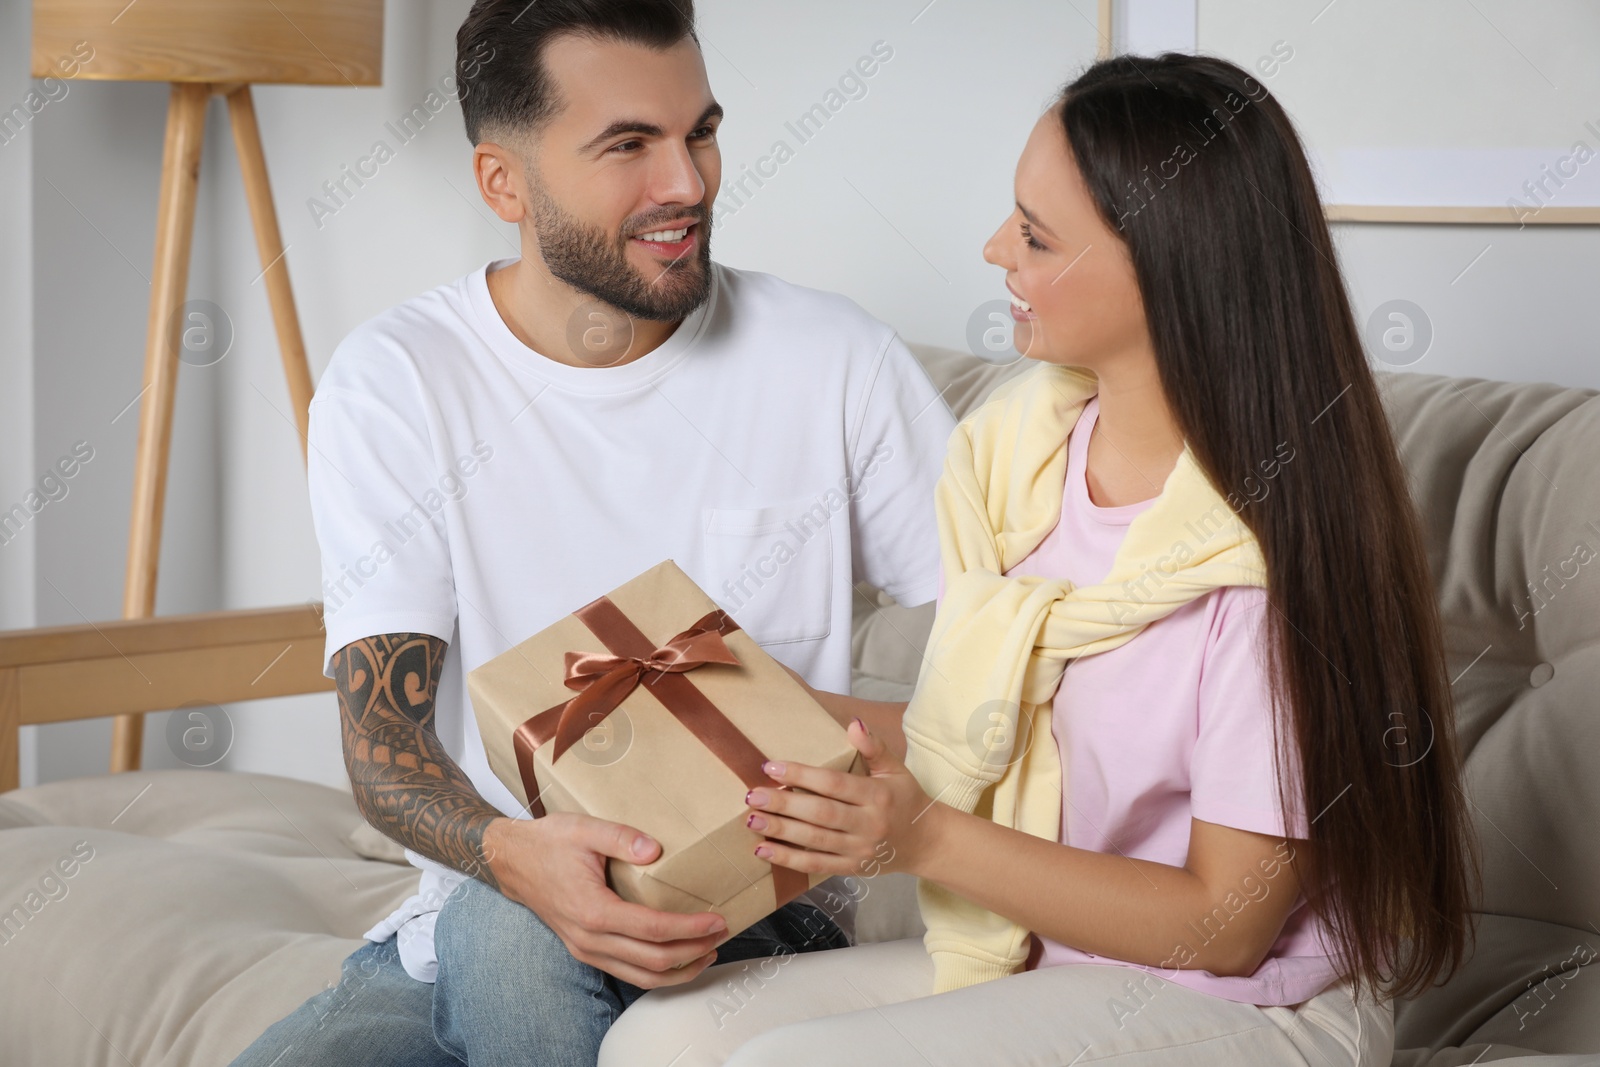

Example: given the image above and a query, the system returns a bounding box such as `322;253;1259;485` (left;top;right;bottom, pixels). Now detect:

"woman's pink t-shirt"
938;395;1338;1006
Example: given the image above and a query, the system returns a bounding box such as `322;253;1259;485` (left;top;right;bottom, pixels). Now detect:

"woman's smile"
1006;279;1037;320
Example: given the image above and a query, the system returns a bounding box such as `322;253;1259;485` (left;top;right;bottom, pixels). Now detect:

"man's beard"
530;184;713;323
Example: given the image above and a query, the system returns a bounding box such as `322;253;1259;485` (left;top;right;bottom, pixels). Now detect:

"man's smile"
629;219;700;259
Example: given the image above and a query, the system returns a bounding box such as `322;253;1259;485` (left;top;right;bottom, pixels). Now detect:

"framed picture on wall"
1112;0;1600;225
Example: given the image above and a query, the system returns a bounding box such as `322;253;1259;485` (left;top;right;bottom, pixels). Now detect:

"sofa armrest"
0;603;332;790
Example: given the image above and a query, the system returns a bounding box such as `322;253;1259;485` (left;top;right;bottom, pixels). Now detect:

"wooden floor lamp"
30;0;384;773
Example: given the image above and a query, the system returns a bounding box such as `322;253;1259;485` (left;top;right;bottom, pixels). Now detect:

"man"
232;1;953;1063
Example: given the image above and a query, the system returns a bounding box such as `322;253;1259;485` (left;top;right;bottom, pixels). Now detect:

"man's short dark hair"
456;0;699;146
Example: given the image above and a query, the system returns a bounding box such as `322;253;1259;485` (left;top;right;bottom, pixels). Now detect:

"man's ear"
474;140;530;224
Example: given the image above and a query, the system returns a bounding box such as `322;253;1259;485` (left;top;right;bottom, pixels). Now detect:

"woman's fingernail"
762;760;785;778
746;789;768;807
631;836;654;858
754;844;772;859
851;717;864;732
746;812;767;831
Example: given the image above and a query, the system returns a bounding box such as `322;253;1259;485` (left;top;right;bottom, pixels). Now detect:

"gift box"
469;559;864;936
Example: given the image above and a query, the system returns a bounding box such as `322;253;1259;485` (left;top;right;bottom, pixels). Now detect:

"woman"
602;52;1477;1066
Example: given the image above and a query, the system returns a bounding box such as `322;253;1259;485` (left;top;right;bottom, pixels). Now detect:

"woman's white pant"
599;937;1394;1066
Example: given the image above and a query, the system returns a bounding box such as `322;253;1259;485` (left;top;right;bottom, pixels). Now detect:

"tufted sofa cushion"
1378;373;1600;1063
0;770;417;1067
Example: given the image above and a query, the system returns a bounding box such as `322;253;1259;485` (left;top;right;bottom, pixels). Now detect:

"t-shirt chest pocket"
698;494;836;645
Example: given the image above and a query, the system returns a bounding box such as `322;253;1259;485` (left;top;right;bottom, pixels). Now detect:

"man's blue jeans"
230;877;850;1066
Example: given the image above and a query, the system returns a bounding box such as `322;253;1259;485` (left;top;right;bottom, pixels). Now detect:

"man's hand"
485;813;731;989
337;632;730;989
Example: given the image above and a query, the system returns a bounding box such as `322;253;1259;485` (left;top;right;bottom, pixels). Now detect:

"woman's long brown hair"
1055;53;1478;999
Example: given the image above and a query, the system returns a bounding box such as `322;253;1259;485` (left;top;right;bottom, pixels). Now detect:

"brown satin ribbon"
512;597;808;907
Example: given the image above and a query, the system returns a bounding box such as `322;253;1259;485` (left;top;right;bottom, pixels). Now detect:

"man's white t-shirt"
308;256;955;982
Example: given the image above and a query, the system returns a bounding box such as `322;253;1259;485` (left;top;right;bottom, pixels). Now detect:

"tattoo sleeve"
334;633;503;890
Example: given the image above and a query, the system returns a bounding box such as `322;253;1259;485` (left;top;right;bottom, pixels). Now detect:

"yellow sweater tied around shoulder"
901;361;1268;993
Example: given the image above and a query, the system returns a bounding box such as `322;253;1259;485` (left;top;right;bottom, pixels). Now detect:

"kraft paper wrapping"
469;559;864;936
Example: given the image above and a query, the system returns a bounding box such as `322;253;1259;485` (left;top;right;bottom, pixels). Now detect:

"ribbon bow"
548;616;742;762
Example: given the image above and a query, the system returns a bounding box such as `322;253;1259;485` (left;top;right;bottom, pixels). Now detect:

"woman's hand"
744;718;939;879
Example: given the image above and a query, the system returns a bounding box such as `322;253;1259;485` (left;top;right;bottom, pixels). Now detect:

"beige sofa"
1;345;1596;1066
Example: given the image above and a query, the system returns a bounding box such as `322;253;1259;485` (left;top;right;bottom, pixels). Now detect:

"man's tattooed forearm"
334;633;502;889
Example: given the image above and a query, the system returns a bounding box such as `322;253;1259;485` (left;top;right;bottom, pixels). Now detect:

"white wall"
11;0;1599;789
1335;223;1600;388
1;0;38;784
